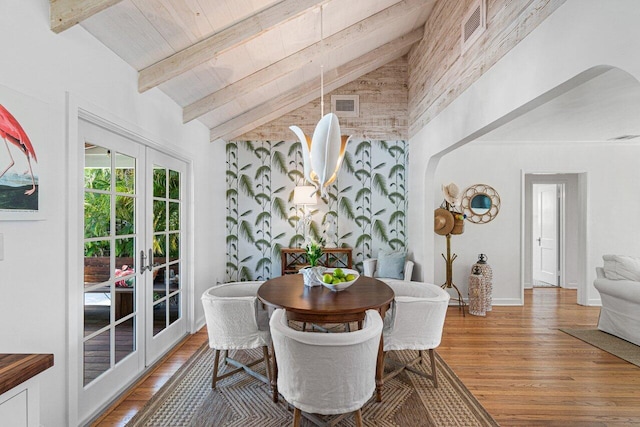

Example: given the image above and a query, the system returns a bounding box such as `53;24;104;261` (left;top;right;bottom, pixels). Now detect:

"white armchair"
201;281;272;389
363;258;414;280
269;308;383;427
382;281;449;387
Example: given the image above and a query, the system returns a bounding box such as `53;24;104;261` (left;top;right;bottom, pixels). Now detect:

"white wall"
408;0;640;307
0;2;224;425
433;142;640;305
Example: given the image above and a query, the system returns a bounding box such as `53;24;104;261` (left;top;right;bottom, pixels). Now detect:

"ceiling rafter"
183;0;425;124
50;0;122;33
209;28;424;142
138;0;328;93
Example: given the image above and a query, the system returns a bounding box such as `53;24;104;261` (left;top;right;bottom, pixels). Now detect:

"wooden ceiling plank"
183;0;426;123
138;0;326;93
209;28;423;141
50;0;123;33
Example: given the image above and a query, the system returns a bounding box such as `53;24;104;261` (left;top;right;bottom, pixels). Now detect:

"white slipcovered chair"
269;308;383;427
363;257;414;281
382;281;450;387
201;281;272;389
594;260;640;346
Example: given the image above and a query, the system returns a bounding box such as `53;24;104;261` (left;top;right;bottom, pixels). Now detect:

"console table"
280;247;352;275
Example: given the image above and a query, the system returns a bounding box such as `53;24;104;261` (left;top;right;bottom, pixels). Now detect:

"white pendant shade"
290;113;351;197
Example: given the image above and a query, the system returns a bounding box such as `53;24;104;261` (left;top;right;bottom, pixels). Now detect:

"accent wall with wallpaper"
226;138;409;281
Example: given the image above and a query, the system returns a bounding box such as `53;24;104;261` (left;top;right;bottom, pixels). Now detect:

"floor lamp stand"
441;233;466;316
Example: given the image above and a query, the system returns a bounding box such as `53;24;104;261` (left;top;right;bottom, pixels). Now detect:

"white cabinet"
0;379;40;427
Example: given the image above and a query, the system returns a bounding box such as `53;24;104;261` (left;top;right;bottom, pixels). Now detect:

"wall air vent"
461;0;487;54
331;95;359;118
608;134;640;141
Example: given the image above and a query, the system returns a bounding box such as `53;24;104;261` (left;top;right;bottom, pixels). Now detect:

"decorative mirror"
461;184;500;224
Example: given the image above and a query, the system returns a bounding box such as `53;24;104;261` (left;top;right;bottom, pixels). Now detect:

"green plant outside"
84;165;179;258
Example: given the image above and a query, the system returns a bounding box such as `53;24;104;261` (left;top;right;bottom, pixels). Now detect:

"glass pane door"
78;119;144;421
83;145;138;384
145;148;187;364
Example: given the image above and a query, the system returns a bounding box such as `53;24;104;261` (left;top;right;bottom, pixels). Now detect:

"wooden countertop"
0;354;54;396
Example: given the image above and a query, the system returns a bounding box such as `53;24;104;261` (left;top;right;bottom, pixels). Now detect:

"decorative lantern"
472;254;493;311
468;265;486;316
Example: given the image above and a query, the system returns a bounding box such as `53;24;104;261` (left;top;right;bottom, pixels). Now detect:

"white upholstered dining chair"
201;281;272;389
269;308;383;427
382;281;450;387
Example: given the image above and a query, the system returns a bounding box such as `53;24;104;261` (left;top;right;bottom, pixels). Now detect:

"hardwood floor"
91;328;209;426
438;288;640;426
92;288;640;426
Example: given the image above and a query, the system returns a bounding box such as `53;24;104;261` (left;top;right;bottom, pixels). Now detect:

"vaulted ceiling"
50;0;435;141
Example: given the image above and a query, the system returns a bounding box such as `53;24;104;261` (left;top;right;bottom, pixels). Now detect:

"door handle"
536;237;542;246
140;249;153;272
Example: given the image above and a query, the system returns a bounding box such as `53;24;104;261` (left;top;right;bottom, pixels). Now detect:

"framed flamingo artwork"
0;84;48;220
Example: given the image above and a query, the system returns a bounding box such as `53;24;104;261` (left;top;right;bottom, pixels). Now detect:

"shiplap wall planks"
238;58;409;141
407;0;567;137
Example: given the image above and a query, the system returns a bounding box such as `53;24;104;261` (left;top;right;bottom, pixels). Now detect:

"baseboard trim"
587;298;602;307
492;298;523;306
447;297;523;306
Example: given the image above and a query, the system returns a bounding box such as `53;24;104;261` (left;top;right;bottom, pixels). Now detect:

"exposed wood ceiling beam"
183;0;425;123
50;0;122;33
138;0;327;93
210;28;423;142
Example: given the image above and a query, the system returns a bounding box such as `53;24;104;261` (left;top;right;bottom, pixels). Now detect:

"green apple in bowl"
321;268;359;291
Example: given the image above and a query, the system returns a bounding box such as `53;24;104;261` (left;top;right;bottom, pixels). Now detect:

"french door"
145;149;188;363
78;119;188;421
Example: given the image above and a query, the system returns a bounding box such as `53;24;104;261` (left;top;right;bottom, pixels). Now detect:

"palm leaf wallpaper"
225;139;408;281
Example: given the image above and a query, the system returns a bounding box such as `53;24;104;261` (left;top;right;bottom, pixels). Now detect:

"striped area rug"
126;341;497;427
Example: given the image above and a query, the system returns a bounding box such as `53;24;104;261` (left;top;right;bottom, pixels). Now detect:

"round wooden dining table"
258;273;394;403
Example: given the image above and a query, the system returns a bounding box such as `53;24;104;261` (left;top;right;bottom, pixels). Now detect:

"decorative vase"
301;266;325;287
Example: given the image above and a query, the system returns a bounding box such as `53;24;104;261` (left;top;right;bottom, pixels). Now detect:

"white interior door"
533;184;558;286
77;120;189;420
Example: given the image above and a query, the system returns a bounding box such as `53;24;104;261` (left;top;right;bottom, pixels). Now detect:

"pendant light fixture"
290;5;352;198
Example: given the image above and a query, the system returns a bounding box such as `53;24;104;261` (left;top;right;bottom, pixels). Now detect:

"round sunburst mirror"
461;184;501;224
